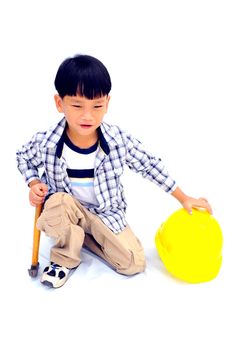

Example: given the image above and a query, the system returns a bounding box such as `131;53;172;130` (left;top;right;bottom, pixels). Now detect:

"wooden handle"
31;204;43;266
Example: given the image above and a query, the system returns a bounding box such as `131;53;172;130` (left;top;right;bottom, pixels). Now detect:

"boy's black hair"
54;54;111;99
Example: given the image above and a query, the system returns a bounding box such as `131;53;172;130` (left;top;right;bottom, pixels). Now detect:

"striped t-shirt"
62;133;99;207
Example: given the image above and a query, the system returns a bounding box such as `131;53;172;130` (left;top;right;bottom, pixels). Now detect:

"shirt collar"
42;117;110;158
97;126;110;155
41;117;66;150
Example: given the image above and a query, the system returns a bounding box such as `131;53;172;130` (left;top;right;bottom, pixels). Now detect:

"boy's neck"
66;129;98;149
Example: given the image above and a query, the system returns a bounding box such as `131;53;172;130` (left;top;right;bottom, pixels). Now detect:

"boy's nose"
82;109;92;120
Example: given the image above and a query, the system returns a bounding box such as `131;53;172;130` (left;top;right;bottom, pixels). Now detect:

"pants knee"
36;192;83;238
116;251;146;276
111;251;146;276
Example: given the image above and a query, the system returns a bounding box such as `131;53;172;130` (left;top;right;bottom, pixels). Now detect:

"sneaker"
40;262;70;288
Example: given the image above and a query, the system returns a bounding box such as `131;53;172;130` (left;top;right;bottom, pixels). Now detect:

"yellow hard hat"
155;208;223;283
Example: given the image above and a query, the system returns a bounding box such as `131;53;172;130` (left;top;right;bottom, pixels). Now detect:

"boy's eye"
72;105;81;108
94;105;103;109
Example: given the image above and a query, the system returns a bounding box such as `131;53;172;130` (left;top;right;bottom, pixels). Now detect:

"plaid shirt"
16;117;176;233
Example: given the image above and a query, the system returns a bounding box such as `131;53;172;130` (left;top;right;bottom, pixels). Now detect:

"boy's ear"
54;94;64;113
106;95;111;112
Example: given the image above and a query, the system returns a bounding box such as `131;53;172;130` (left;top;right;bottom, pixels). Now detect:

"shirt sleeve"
124;133;177;193
16;132;45;185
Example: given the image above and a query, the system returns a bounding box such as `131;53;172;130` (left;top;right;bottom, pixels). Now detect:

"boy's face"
54;94;110;139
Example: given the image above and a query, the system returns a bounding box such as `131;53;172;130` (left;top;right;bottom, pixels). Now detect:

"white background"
1;1;233;349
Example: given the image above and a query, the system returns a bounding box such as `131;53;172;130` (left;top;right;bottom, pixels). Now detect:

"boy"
16;54;212;288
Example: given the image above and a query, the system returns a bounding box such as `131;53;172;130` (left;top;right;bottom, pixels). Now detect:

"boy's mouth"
80;124;92;129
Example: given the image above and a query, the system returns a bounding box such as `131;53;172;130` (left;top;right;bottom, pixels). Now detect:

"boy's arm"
16;133;48;206
123;132;212;214
124;133;176;193
16;132;44;186
171;186;212;214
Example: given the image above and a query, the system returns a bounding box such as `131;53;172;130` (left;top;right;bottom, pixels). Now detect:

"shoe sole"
41;280;54;288
40;275;69;288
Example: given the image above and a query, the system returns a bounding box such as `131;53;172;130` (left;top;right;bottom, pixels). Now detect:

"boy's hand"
171;187;213;215
29;181;48;206
181;196;213;215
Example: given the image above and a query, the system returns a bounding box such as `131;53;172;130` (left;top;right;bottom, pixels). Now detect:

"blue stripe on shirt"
71;182;94;187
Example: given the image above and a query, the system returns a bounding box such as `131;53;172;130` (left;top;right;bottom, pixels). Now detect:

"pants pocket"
36;194;77;238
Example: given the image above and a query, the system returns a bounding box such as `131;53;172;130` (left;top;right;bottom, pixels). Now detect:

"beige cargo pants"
36;192;146;275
